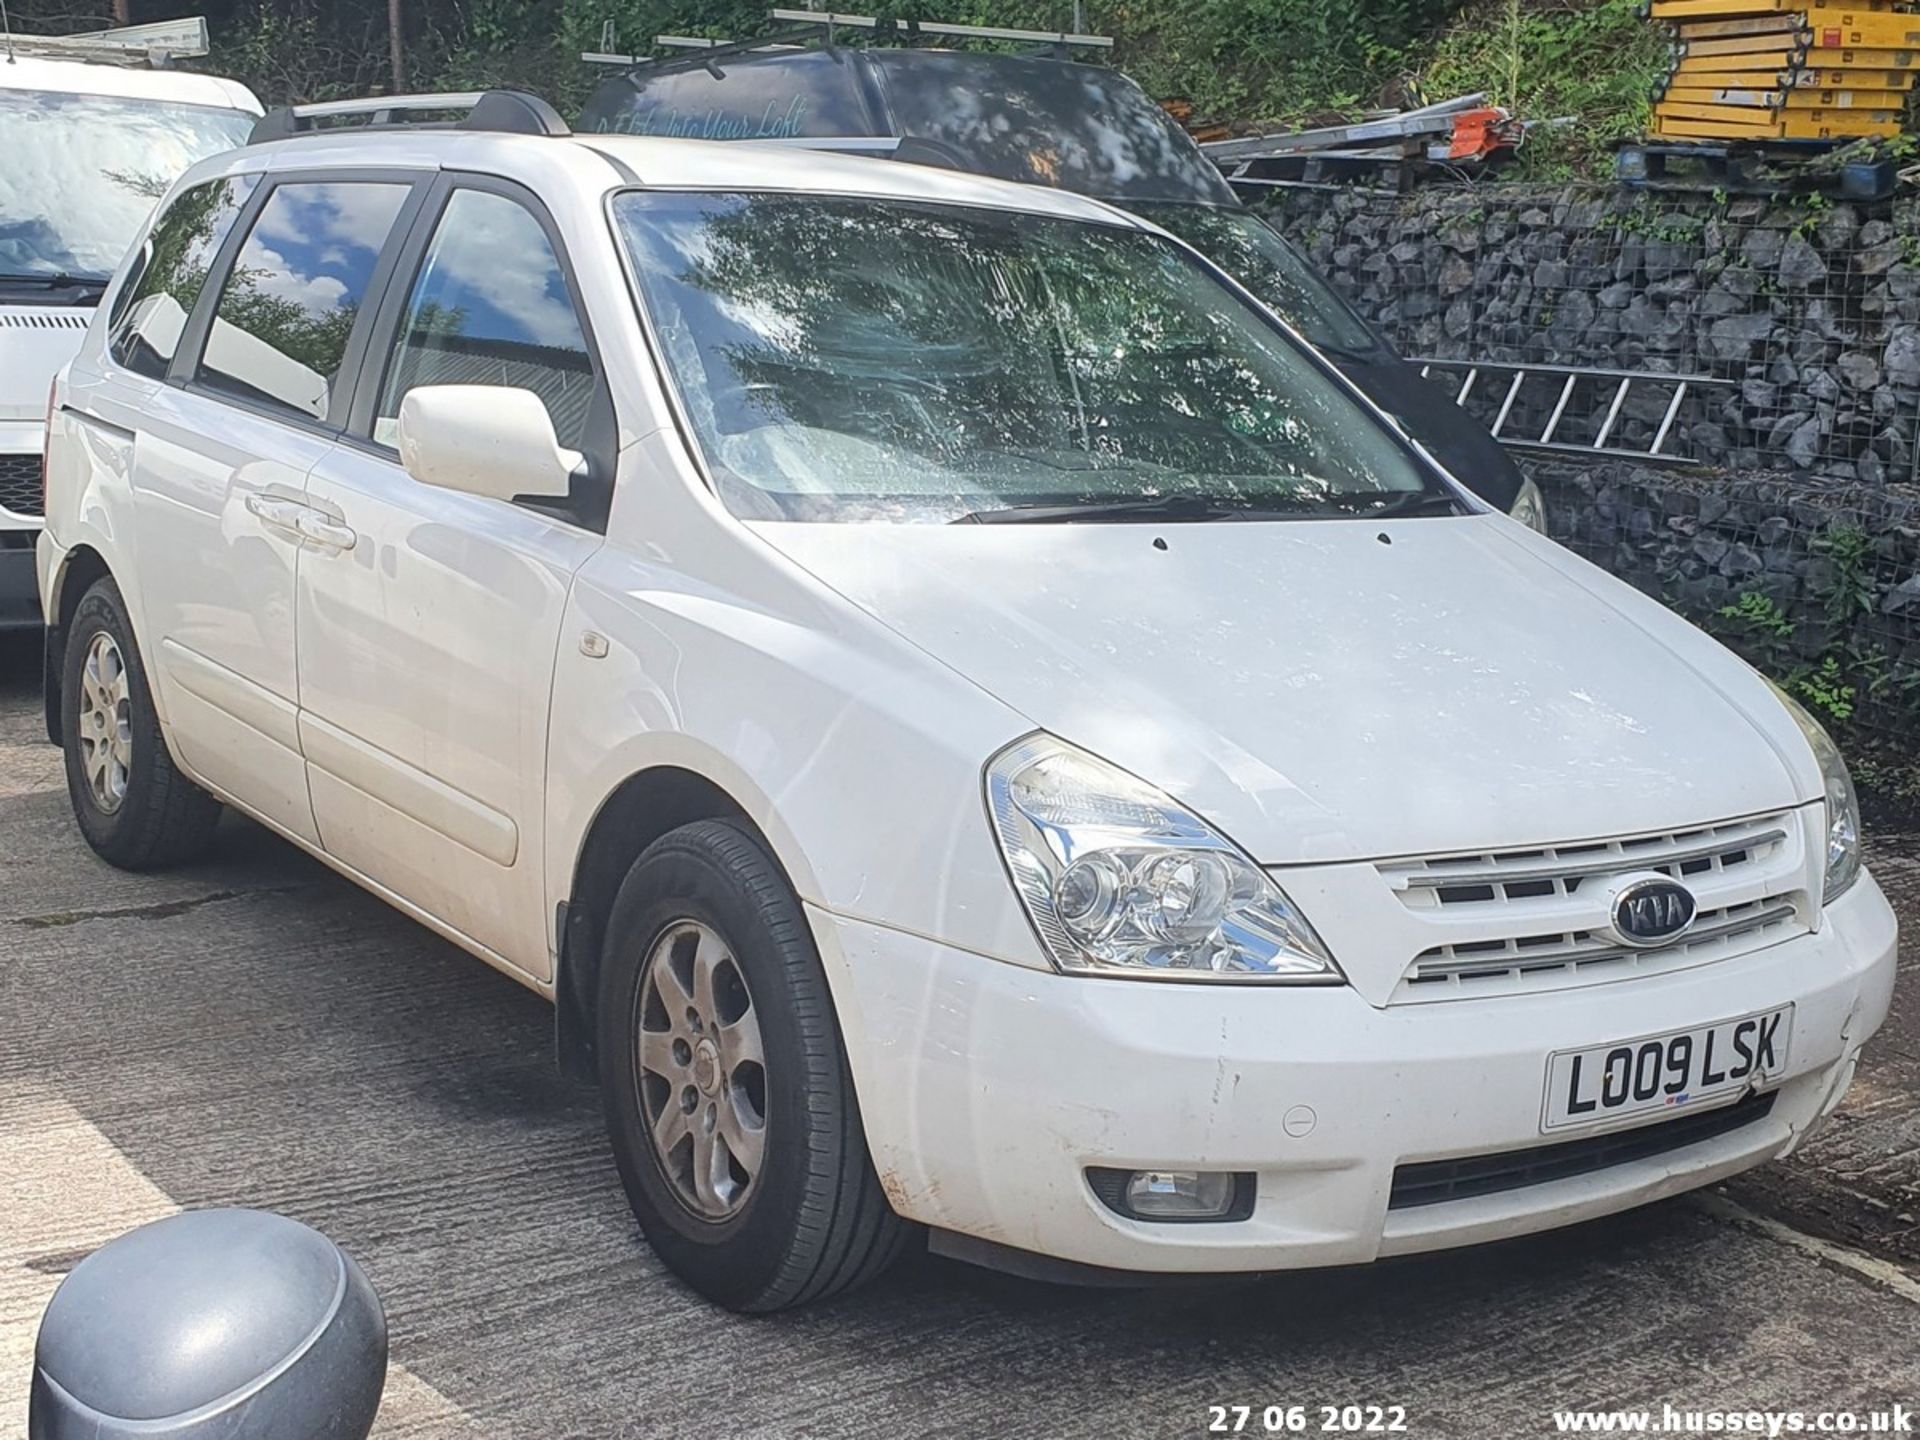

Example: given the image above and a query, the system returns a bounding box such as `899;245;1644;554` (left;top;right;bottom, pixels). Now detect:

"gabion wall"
1530;458;1920;744
1263;185;1920;484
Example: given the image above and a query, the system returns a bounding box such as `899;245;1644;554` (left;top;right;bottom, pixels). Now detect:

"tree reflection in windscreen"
617;192;1436;523
1130;202;1380;358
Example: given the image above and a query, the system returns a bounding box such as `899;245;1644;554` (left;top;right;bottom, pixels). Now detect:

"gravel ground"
1;631;1915;1440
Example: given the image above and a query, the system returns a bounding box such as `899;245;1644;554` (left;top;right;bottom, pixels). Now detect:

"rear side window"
107;174;258;379
195;181;410;422
374;188;594;450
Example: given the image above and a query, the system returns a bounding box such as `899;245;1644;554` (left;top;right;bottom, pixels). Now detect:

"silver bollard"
30;1208;387;1439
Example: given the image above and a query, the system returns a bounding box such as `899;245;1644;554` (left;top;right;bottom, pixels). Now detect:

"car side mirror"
396;384;582;504
30;1209;387;1440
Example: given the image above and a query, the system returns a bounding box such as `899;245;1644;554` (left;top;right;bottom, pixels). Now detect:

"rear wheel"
60;577;222;869
597;819;907;1311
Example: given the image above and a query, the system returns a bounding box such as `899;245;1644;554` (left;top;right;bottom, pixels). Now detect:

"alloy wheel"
636;919;769;1220
77;630;133;815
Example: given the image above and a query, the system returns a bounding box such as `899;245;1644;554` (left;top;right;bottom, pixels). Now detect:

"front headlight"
1509;476;1549;534
1770;684;1862;903
984;734;1342;983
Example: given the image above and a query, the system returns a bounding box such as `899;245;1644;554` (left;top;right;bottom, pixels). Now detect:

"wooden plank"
1781;84;1909;103
1777;106;1901;133
1652;115;1784;138
1789;64;1919;83
1655;100;1784;124
1798;42;1920;62
1653;0;1800;18
1675;13;1809;37
1670;49;1803;73
1674;33;1806;55
1663;86;1784;105
1671;65;1803;83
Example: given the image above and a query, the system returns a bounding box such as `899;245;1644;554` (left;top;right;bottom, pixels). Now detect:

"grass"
1419;0;1670;176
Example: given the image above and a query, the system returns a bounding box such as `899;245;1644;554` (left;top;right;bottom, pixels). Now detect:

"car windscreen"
1131;202;1381;359
865;52;1238;206
615;190;1444;524
0;90;254;281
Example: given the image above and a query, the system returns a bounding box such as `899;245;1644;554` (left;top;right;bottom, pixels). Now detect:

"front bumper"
812;872;1897;1274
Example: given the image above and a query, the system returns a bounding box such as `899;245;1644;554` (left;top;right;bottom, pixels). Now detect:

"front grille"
0;453;42;517
1381;814;1790;910
1388;1091;1778;1209
1406;894;1801;990
1377;811;1812;1001
0;311;86;330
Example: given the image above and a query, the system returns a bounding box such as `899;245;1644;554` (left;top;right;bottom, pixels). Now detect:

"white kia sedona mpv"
37;91;1898;1312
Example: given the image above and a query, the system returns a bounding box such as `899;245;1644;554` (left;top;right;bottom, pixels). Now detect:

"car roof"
189;126;1149;229
0;53;260;112
580;48;1240;208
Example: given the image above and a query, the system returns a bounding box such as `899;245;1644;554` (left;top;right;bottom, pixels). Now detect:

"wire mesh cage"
1264;183;1920;485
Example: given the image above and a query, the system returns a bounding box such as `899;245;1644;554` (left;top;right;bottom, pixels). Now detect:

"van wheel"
61;577;222;870
597;819;907;1312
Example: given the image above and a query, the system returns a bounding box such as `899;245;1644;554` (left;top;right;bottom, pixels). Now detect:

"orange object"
1444;105;1522;160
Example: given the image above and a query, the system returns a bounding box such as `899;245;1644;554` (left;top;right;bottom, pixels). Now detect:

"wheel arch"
555;764;785;1083
42;543;114;745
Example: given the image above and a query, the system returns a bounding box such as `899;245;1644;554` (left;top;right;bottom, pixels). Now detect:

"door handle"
294;512;357;552
243;491;305;540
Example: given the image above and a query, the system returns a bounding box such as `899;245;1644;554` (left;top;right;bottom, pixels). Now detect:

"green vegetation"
1421;0;1668;176
1709;573;1920;737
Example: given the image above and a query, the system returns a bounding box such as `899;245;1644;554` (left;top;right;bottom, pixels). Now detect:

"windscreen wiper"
951;489;1463;525
1320;489;1464;518
952;494;1301;525
0;271;109;290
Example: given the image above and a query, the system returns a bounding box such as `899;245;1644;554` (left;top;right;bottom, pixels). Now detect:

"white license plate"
1542;1006;1793;1132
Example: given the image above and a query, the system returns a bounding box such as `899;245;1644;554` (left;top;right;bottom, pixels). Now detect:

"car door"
115;171;419;845
296;176;610;982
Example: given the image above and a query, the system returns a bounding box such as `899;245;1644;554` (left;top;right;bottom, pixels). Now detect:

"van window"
107;174;258;380
0;90;254;283
195;181;410;423
374;189;593;450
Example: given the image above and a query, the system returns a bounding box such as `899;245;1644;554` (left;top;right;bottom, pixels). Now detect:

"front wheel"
60;577;222;869
597;819;907;1311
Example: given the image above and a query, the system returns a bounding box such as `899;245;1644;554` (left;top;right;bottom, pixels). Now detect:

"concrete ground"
1;630;1916;1440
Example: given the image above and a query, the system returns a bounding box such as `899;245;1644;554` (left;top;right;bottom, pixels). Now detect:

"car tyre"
597;818;908;1312
61;577;222;869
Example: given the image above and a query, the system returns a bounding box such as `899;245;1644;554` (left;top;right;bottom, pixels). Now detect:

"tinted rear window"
866;52;1236;205
580;50;876;140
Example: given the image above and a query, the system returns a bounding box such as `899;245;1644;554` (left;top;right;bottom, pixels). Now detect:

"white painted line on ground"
1692;1191;1920;1307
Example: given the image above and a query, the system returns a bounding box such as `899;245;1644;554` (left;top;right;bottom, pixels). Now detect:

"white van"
0;30;259;632
37;93;1896;1312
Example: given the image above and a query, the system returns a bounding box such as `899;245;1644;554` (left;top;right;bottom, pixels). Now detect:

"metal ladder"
1412;358;1736;464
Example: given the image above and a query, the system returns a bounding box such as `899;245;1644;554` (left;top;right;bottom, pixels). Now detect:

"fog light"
1086;1167;1253;1222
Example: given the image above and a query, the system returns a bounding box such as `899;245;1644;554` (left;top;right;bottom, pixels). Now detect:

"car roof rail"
581;8;1111;74
249;89;568;145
